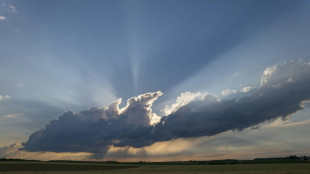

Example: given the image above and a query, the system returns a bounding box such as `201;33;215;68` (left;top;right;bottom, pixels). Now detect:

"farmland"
1;161;310;174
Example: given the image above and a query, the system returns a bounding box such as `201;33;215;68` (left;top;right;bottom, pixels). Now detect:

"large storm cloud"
22;62;310;158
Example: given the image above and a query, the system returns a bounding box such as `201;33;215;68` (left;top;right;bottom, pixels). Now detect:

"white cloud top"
220;89;237;96
0;95;11;100
162;91;206;115
240;86;256;93
260;65;277;86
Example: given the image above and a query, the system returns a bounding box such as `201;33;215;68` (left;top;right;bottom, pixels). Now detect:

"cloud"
0;16;6;20
260;65;277;86
9;4;18;13
266;118;310;128
96;116;310;161
22;62;310;159
220;89;237;96
158;62;310;139
0;95;11;100
22;91;163;158
162;91;208;115
0;143;91;161
240;86;256;93
3;113;20;119
1;2;17;14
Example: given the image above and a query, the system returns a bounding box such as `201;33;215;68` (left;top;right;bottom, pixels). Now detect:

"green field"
1;162;310;174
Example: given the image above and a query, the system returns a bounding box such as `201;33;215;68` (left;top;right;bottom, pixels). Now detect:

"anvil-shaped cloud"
22;62;310;158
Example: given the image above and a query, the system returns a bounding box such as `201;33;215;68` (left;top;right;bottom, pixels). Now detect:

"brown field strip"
0;163;138;171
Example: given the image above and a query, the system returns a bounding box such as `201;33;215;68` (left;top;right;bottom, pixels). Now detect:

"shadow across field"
0;163;138;172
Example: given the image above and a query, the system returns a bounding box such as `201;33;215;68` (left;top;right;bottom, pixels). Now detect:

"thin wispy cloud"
9;4;18;13
0;143;91;161
4;114;18;118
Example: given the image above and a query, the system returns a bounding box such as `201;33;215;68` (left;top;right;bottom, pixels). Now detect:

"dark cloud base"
22;62;310;158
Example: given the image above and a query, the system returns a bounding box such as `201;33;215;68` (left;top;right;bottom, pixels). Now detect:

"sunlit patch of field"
1;162;310;174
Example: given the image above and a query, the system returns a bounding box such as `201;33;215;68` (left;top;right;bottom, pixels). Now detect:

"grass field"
1;162;310;174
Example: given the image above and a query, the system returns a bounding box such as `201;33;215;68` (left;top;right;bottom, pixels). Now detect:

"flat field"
1;162;310;174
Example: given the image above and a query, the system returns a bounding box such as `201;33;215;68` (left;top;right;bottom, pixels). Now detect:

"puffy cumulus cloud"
261;62;310;89
22;62;310;159
220;89;237;96
119;91;163;126
22;91;163;158
162;91;207;115
260;65;278;86
240;86;256;93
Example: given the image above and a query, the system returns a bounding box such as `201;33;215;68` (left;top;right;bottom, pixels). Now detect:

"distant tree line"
0;158;39;162
0;155;309;164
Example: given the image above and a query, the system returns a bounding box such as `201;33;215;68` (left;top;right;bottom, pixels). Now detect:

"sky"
1;0;310;161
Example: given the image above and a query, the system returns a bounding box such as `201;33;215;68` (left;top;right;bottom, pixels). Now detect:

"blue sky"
1;0;310;161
